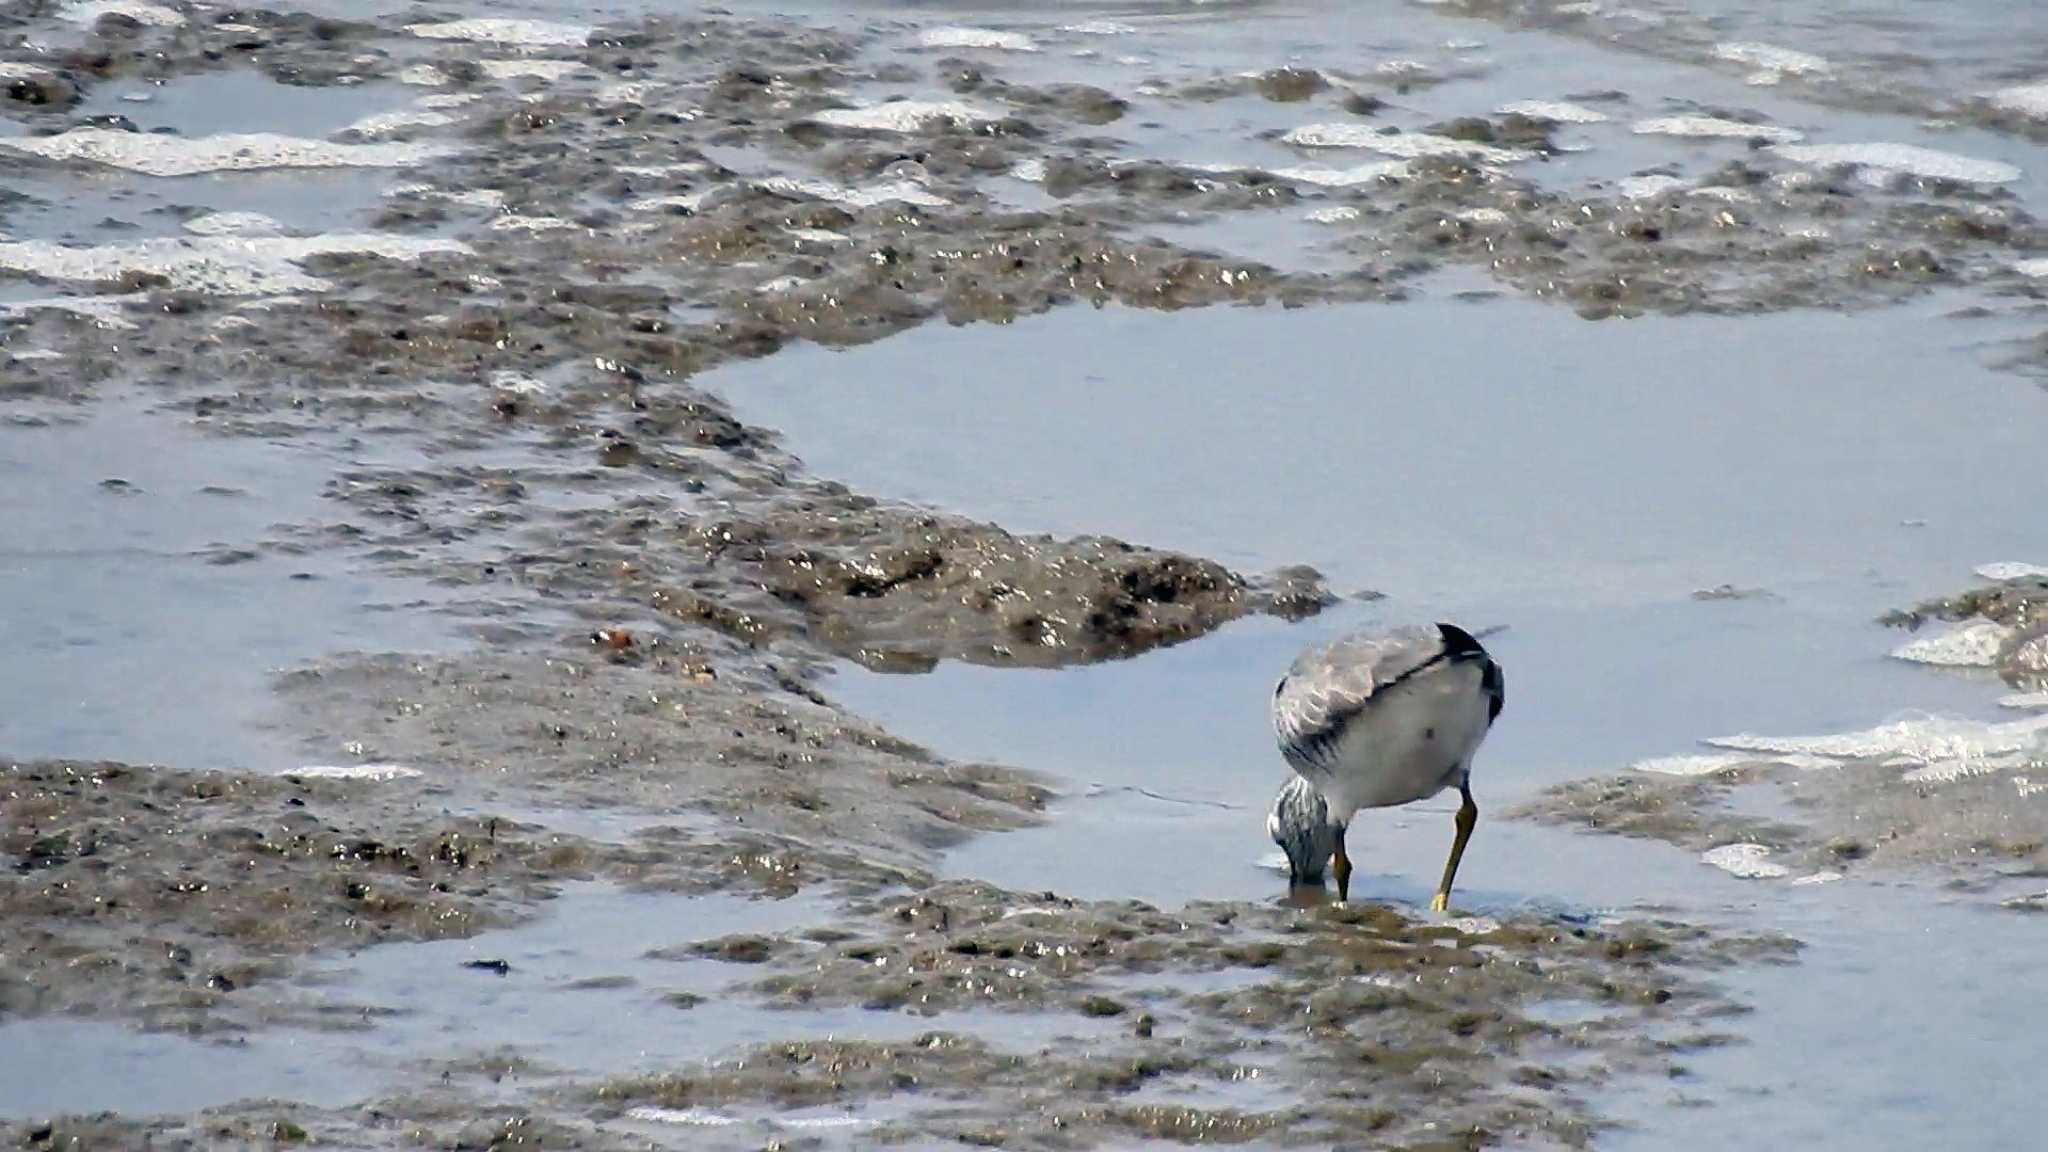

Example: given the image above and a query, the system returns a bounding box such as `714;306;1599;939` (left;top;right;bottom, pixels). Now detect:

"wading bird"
1270;622;1504;910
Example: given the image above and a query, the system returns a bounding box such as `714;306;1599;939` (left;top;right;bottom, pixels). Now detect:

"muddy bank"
1881;570;2048;687
6;871;1790;1151
0;758;597;1033
1513;570;2048;906
1513;754;2048;906
0;638;1067;1033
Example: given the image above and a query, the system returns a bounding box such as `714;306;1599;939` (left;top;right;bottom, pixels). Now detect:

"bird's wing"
1271;626;1448;766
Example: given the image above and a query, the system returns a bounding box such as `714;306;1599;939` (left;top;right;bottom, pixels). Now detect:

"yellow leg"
1430;785;1478;913
1331;825;1352;903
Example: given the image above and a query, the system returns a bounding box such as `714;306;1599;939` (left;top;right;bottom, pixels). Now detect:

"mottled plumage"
1269;622;1504;907
1267;774;1335;885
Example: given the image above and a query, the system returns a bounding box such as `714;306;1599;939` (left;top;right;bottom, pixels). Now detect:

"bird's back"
1271;623;1504;817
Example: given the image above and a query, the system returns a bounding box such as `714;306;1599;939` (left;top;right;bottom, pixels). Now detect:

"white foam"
344;109;458;137
618;162;710;179
490;370;547;395
627;191;713;213
756;275;808;294
1713;42;1831;81
1060;20;1135;36
2015;258;2048;279
0;234;468;296
480;58;587;81
1633;753;1753;777
396;64;450;87
918;27;1037;52
0;62;50;80
1457;207;1510;225
1268;160;1411;186
0;293;144;328
622;1107;736;1126
597;81;661;105
1633;751;1836;776
1986;81;2048;120
182;211;283;237
1618;174;1686;199
1688;185;1758;203
1008;158;1047;183
1281;123;1528;165
1889;621;2015;668
784;227;851;245
1632;115;1801;143
1437;915;1500;934
1305;205;1361;224
405;19;591;47
2018;776;2047;798
286;763;424;781
416;93;482;110
1976;562;2048;581
61;1;185;27
1498;99;1609;124
0;129;452;177
385;185;508;211
756;176;948;209
1790;870;1843;886
809;101;998;134
1768;142;2021;185
2000;693;2048;712
1701;843;1790;879
489;215;578;232
7;348;66;361
1900;756;2019;784
1705;713;2048;767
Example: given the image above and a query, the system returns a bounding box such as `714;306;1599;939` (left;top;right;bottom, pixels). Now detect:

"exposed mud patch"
0;758;598;1031
594;881;1785;1151
1881;571;2048;686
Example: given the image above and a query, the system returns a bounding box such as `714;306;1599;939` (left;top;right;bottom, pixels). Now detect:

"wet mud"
0;758;598;1032
1881;571;2048;686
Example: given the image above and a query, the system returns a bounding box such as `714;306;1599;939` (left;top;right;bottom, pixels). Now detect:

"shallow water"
709;282;2043;606
0;402;459;770
0;881;1129;1118
706;247;2048;1150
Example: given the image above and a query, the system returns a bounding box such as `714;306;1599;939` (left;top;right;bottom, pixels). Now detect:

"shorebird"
1270;622;1504;910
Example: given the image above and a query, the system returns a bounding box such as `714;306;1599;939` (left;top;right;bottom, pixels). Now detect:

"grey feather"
1272;624;1468;772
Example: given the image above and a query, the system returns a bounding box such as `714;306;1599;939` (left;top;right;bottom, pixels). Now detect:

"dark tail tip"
1437;621;1488;657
